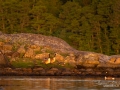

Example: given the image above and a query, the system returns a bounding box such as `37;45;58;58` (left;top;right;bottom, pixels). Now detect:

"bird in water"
104;72;115;80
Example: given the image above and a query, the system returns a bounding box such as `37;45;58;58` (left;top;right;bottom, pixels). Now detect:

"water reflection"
0;76;120;90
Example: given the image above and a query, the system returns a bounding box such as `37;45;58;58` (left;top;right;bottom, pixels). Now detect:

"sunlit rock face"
108;55;120;65
0;32;120;71
76;52;100;68
17;45;26;54
76;51;120;68
35;53;49;60
24;48;35;58
0;52;7;67
0;33;77;53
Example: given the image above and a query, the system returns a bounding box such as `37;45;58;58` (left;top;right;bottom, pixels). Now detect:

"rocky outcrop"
0;33;76;53
0;67;120;76
0;33;120;76
0;51;7;67
0;50;12;67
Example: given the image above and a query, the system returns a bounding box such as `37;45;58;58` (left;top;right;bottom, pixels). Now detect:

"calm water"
0;76;120;90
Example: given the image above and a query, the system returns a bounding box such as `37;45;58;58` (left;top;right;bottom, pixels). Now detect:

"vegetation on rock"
0;33;120;70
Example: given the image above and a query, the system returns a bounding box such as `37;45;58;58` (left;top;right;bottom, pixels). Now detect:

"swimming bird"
105;76;115;80
104;72;115;80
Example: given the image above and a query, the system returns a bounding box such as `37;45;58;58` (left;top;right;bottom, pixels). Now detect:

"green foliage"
0;0;120;55
11;58;75;69
11;59;34;68
12;61;34;68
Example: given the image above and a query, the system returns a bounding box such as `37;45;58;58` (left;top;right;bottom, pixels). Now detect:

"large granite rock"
0;33;120;70
0;33;77;53
76;52;100;68
0;50;11;67
0;52;6;67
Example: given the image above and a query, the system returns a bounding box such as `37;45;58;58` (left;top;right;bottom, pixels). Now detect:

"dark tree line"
0;0;120;55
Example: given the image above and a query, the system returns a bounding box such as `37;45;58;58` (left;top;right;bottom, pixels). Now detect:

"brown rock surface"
35;53;49;60
0;33;120;76
17;45;26;54
24;48;35;58
0;53;6;67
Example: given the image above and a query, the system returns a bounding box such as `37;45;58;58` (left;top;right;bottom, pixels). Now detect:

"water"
0;76;120;90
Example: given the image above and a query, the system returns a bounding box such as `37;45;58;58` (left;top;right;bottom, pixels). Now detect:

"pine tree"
59;1;82;49
109;0;120;54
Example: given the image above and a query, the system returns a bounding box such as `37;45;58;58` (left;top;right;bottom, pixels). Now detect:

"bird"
44;53;56;64
104;72;115;80
50;53;56;63
105;76;115;80
44;58;51;64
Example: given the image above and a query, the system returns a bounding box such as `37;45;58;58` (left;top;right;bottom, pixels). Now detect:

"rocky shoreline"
0;67;120;77
0;33;120;76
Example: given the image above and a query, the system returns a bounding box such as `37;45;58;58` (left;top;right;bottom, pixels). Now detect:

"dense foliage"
0;0;120;55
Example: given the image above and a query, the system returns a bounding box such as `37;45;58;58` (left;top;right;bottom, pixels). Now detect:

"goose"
44;58;51;64
104;72;115;80
44;53;56;64
50;53;56;63
105;76;115;80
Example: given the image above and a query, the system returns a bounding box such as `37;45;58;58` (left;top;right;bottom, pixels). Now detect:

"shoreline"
0;67;120;77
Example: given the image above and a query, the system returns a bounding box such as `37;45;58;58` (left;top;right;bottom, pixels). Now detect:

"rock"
17;45;26;54
0;42;4;46
115;58;120;64
33;68;44;71
64;55;76;67
1;44;13;54
76;52;99;68
109;57;120;64
95;72;102;75
0;31;2;34
2;44;12;51
97;63;120;68
62;69;72;75
10;58;16;62
35;53;49;59
30;45;41;52
41;46;52;53
24;48;35;58
1;33;120;73
50;68;59;71
86;69;93;72
46;70;55;75
12;52;20;58
0;33;77;53
0;50;12;68
84;53;99;64
99;54;110;63
55;53;64;62
0;53;7;67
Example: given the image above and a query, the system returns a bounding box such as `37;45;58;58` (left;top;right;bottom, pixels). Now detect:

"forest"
0;0;120;55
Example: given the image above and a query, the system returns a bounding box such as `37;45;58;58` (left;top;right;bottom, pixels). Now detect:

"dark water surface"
0;76;120;90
